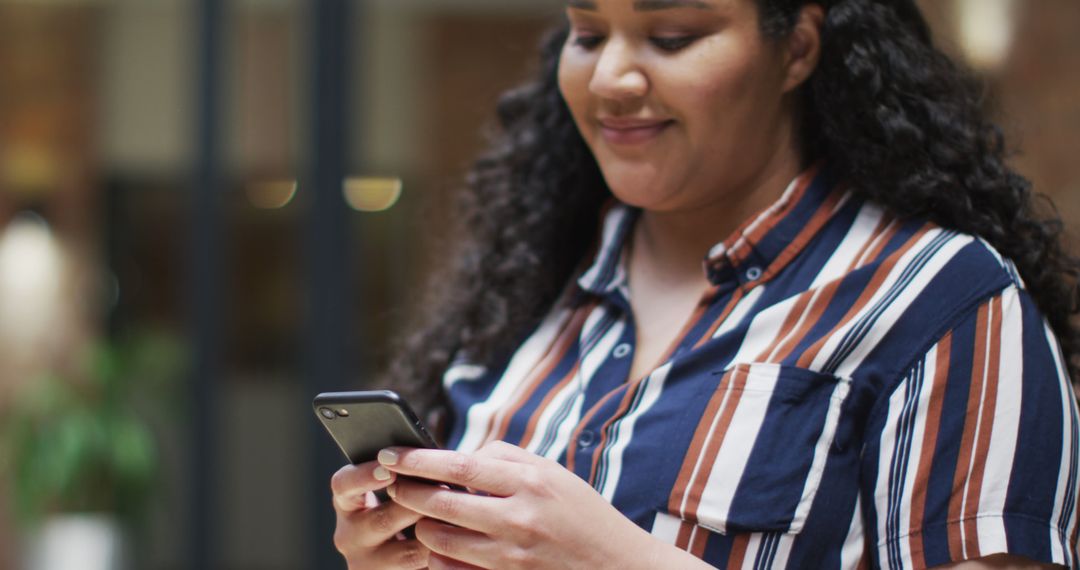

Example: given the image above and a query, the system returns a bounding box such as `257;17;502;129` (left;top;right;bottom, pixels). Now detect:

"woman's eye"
573;35;605;50
650;35;698;52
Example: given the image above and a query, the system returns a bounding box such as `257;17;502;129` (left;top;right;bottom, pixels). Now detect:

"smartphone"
313;390;439;466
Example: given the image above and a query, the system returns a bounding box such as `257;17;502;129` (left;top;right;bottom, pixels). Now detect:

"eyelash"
572;35;699;53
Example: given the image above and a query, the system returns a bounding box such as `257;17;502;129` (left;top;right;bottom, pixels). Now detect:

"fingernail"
386;483;397;499
378;448;399;466
373;466;392;481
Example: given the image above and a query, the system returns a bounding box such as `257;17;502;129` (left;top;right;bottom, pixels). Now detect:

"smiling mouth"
598;119;675;146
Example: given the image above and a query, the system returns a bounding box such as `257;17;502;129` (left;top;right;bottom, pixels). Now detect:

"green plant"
1;331;185;526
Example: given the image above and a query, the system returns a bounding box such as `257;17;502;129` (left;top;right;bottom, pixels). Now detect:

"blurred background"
0;0;1076;568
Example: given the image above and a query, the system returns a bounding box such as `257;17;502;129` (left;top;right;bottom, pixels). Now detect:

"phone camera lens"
336;408;350;417
318;407;336;420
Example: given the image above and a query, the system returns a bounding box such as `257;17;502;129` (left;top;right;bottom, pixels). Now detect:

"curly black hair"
386;0;1080;419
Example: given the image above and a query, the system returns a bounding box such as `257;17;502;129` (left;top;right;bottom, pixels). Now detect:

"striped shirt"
442;164;1080;569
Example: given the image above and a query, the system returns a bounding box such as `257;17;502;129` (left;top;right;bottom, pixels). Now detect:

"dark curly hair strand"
386;0;1080;422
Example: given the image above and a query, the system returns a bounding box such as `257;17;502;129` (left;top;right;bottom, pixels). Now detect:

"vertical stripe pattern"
440;166;1080;569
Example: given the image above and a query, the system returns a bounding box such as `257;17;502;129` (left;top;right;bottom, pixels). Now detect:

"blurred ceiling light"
0;213;64;347
246;179;298;209
955;0;1017;71
343;177;403;212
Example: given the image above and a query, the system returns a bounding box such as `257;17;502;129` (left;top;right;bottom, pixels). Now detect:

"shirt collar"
576;162;848;296
576;201;640;296
702;162;848;287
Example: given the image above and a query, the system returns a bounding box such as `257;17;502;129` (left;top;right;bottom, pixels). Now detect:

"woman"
331;0;1080;568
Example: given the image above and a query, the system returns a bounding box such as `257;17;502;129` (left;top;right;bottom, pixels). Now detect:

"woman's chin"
606;184;676;211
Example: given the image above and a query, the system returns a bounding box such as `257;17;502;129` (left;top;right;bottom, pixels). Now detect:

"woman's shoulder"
790;204;1035;380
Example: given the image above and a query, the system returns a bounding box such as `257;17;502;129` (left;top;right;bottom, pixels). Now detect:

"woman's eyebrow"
567;0;715;11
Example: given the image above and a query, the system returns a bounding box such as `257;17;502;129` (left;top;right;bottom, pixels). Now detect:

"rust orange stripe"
682;367;750;522
585;294;718;485
675;520;695;551
796;223;936;369
695;287;748;348
517;360;583;448
963;297;1003;558
755;287;814;363
948;301;990;560
754;181;849;280
727;534;751;569
845;215;897;274
770;283;837;363
485;301;595;444
689;525;710;559
565;384;624;473
908;334;953;568
666;368;737;516
765;210;896;365
727;164;822;267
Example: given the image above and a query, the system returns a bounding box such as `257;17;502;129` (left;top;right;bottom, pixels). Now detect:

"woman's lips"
598;118;674;146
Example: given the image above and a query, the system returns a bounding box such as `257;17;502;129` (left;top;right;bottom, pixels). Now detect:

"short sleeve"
862;285;1080;569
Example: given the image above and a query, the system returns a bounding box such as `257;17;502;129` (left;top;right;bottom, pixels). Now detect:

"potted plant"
0;331;184;570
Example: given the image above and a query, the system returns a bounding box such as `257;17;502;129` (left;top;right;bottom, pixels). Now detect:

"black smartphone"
313;390;439;466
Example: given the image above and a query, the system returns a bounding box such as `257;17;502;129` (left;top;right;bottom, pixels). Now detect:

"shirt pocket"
657;362;852;535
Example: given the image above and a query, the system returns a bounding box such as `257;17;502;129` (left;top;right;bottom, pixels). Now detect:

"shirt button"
577;430;596;449
613;343;632;359
745;266;763;281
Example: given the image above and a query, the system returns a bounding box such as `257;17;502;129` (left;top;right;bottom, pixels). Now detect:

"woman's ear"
782;3;825;92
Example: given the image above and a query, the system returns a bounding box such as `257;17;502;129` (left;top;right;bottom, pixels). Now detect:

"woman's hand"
377;440;704;570
330;460;431;569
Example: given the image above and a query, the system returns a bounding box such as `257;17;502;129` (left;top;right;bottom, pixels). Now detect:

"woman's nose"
588;38;648;101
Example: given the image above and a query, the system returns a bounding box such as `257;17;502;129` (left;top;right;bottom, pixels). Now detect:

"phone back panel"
314;391;437;465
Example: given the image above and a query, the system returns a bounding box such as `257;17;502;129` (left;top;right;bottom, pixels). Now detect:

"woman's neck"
629;154;804;288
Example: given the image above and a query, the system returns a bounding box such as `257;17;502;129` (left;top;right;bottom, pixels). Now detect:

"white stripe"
729;176;804;256
763;204;889;363
455;307;572;453
975;291;1022;554
739;533;767;570
888;349;936;568
538;395;585;462
809;203;888;289
578;205;632;291
819;231;975;377
522;374;580;454
649;511;685;544
598;363;674;501
853;219;898;271
580;307;625;386
958;297;994;558
695;364;780;534
714;285;766;339
763;283;830;363
874;361;916;567
790;377;852;532
679;369;740;519
1046;320;1079;566
840;495;866;569
442;363;488;388
768;534;797;569
526;308;624;455
727;290;805;364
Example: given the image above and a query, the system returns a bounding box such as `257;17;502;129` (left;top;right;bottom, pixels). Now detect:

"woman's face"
558;0;801;213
